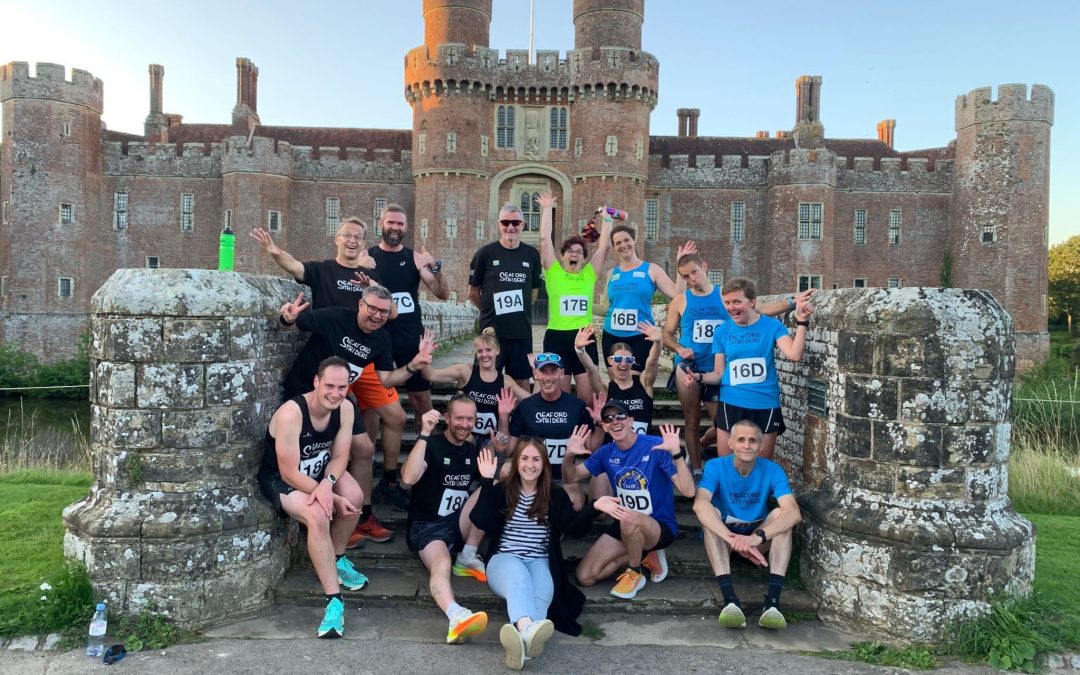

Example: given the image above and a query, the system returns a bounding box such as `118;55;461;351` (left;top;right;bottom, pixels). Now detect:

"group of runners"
254;197;814;670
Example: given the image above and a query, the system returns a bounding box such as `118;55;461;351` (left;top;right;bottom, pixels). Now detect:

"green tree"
1048;235;1080;334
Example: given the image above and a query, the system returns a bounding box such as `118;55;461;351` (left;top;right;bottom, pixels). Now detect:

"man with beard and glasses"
366;203;450;512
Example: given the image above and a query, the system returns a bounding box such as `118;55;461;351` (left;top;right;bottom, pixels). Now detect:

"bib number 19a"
494;289;524;315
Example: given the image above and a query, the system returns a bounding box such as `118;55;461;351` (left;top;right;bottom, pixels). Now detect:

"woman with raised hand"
469;439;610;670
575;324;661;437
420;328;531;447
537;192;612;404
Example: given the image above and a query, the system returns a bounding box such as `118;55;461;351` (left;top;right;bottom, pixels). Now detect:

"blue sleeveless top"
603;261;656;337
676;286;730;371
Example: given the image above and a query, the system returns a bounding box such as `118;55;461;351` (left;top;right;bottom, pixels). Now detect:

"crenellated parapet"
767;147;838;188
404;44;658;107
955;83;1053;130
0;61;103;112
222;136;293;176
291;146;413;182
835;155;954;193
103;141;224;176
649;153;769;189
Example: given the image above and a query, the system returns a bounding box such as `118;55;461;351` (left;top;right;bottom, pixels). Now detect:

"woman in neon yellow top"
538;191;613;403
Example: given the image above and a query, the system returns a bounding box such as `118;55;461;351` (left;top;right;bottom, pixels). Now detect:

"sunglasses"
609;355;636;365
535;353;562;364
103;644;127;665
601;412;629;423
499;219;523;228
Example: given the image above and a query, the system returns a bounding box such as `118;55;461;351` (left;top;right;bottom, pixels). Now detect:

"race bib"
611;308;638;330
494;289;524;315
729;357;767;385
473;411;497;435
298;450;330;479
437;488;469;516
347;362;363;384
632;420;648;435
392;292;415;314
545;438;569;465
617;486;653;515
560;296;589;317
692;319;723;344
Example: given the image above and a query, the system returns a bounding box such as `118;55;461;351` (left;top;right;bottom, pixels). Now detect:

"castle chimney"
795;75;822;124
232;57;260;132
755;131;769;139
149;64;163;114
877;119;896;148
677;108;689;137
144;64;169;142
687;108;700;137
775;131;789;139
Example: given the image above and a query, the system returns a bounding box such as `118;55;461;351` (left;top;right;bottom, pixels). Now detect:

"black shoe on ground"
375;480;410;511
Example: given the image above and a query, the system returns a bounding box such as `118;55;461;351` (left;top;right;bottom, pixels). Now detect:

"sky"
2;0;1076;245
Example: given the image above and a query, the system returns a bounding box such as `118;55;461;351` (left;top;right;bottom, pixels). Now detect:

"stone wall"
64;269;478;624
772;288;1034;642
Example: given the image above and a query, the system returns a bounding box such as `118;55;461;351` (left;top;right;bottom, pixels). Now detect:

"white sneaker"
522;618;554;658
642;549;669;583
447;607;488;644
452;552;488;582
759;606;787;630
499;623;525;670
719;602;746;629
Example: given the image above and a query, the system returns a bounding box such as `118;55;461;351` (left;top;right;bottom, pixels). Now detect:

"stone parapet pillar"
64;269;480;625
781;288;1034;642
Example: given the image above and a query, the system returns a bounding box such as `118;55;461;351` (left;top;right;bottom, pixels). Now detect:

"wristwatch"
575;346;586;354
754;528;767;544
405;363;417;374
416;434;431;444
326;474;337;485
673;449;687;461
796;320;810;327
427;258;443;274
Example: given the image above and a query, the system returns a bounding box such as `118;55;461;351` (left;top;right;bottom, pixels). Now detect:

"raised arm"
416;245;450;300
594;269;612;317
537;192;557;269
671;241;697;296
419;362;471;388
651;263;678;300
636;320;664;393
575;327;604;396
401;409;439;486
250;228;305;281
760;288;814;317
775;300;813;361
588;208;615;271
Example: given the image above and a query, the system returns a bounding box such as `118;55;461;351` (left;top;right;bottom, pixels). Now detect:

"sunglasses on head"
601;412;629;423
499;219;523;228
535;353;561;364
609;355;636;365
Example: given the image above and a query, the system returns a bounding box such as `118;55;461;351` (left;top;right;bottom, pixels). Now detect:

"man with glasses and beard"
366;204;450;513
468;204;544;389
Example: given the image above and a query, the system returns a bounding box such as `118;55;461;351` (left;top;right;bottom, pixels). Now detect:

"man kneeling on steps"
693;419;802;630
256;357;368;639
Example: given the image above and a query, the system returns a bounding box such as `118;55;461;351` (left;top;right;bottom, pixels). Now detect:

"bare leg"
329;474;364;553
418;541;455;614
458;490;485;547
349;433;375;507
576;534;629;586
676;375;705;470
281;493;338;594
377;401;406;471
761;432;778;460
617;513;662;569
408;390;433;427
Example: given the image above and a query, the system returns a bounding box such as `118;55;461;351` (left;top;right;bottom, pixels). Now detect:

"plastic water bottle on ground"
86;602;107;657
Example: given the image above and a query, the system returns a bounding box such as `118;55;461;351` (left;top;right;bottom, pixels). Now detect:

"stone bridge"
63;270;1033;642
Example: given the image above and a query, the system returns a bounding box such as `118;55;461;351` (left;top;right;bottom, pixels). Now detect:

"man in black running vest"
367;203;450;509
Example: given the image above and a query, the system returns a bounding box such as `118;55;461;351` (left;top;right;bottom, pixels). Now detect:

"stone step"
275;566;816;618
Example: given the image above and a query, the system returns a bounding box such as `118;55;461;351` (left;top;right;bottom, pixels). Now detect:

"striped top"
496;492;550;559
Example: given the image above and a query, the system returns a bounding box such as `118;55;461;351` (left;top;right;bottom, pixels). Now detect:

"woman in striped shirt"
470;439;616;670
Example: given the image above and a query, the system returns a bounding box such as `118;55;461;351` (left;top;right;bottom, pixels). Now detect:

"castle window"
57;277;74;299
605;135;618;156
888;209;902;244
981;223;997;243
520;192;541;231
549;107;567;150
481;135;489;157
225;209;232;229
497;106;515;148
644;199;659;241
475;220;485;240
730;202;746;242
635;138;644;160
325;198;340;235
373;198;387;235
853;277;867;288
180;193;194;231
418;133;426;155
113;192;128;230
446;132;457;153
146;256;160;269
888;277;902;288
59;203;73;225
420;218;429;239
446;219;457;238
798;203;822;240
268;210;281;233
574;138;583;158
2;200;9;225
854;209;867;245
61;123;71;137
707;270;724;286
1;276;6;296
798;274;822;292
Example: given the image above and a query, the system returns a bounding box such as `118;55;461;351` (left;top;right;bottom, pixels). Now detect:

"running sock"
446;602;464;620
383;468;398;485
716;574;739;606
336;553;345;562
360;505;372;521
460;544;478;562
765;573;785;608
326;592;343;605
630;565;645;577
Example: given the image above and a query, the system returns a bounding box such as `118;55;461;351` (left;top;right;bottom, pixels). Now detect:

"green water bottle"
218;225;235;271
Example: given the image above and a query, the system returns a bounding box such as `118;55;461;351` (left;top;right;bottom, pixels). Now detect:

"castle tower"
0;62;104;357
423;0;491;52
949;84;1054;367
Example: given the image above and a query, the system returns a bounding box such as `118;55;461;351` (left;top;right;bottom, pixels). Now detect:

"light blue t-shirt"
698;455;792;534
712;314;789;409
676;286;729;371
603;262;656;337
584;434;679;535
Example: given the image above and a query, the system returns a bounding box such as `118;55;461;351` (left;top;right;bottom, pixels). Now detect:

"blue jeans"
487;553;553;624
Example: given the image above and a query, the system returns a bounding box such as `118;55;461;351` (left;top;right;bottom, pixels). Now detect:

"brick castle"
0;0;1054;366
